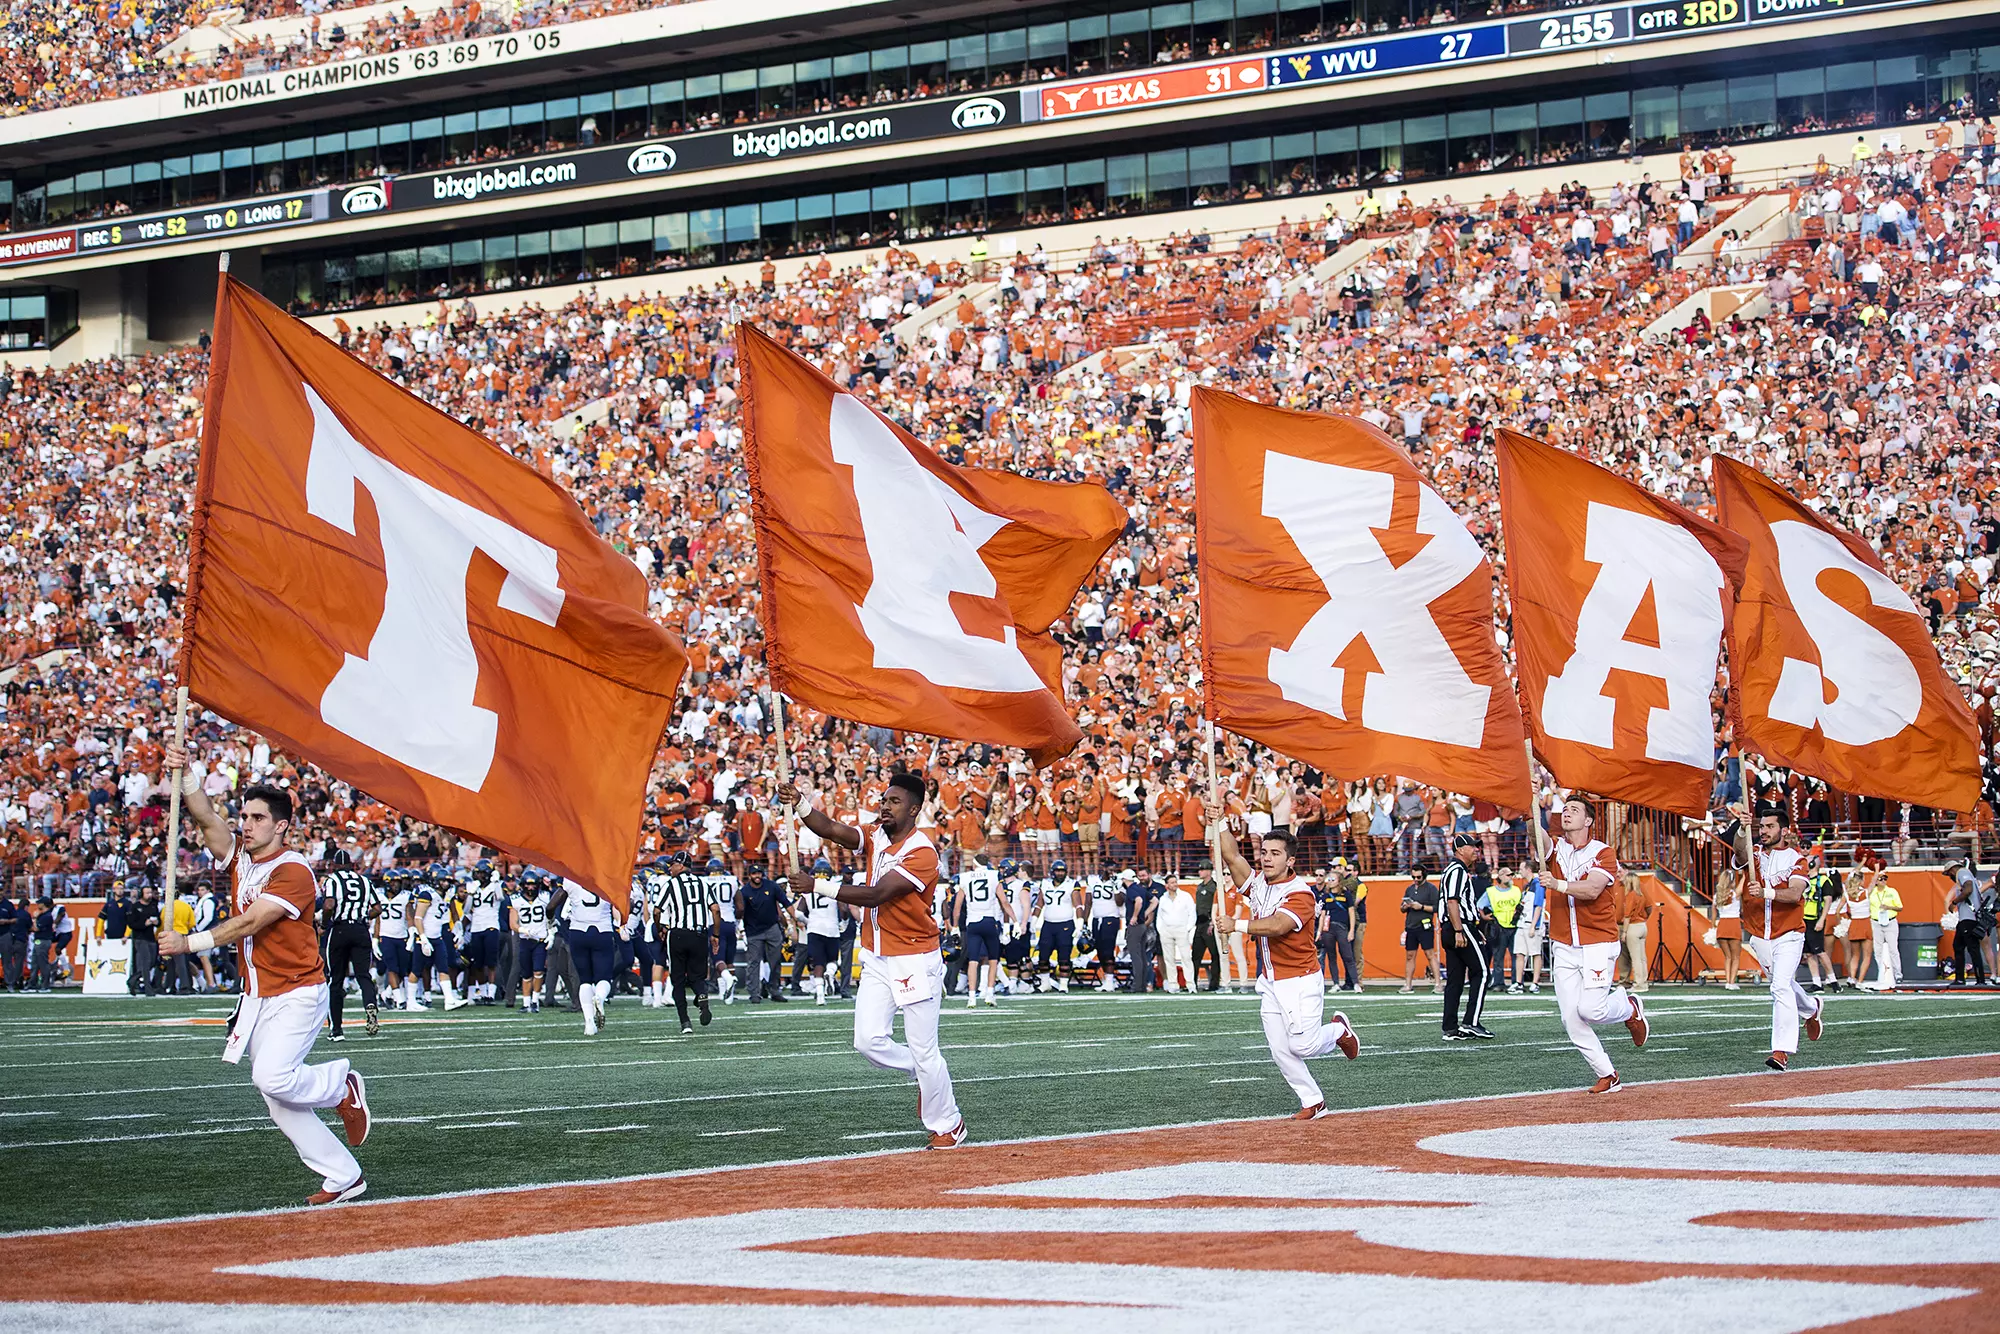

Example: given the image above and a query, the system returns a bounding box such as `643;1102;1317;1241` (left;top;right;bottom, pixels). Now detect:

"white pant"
1745;930;1819;1055
1256;972;1353;1109
1159;928;1195;991
1872;920;1901;985
1551;940;1633;1079
244;985;359;1193
854;949;960;1135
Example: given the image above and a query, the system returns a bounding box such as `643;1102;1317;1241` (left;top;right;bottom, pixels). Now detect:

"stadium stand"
4;126;1997;920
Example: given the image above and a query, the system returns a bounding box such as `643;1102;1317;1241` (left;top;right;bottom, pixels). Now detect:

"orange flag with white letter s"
1193;389;1529;809
184;276;686;905
738;325;1121;766
1714;455;1980;812
1496;428;1746;817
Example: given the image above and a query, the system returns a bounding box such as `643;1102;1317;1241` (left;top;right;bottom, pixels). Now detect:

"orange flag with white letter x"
738;325;1122;766
1496;428;1746;818
1193;389;1529;809
183;276;685;905
1714;455;1980;812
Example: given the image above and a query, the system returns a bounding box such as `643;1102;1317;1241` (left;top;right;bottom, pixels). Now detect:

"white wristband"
188;930;216;952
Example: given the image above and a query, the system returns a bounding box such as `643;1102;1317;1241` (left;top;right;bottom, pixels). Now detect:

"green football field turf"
4;985;1997;1232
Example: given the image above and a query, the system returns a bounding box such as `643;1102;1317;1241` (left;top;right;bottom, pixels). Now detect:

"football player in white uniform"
1033;859;1081;992
462;861;507;1006
954;851;1013;1007
509;874;553;1015
376;870;421;1011
707;858;742;1004
562;878;621;1035
803;858;847;1005
1085;872;1123;991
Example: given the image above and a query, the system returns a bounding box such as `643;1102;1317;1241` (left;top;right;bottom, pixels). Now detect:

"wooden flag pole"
774;692;800;876
161;686;190;910
1204;719;1227;881
1525;736;1557;873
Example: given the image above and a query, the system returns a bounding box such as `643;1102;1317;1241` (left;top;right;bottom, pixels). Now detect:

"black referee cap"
1452;832;1480;851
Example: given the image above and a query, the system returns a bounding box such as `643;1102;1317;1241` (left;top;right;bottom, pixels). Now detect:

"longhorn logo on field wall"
340;183;388;215
952;97;1008;130
626;144;679;176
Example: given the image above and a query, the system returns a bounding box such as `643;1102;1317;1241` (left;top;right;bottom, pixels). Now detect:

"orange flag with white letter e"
738;324;1121;766
183;276;686;906
1193;389;1529;809
1714;455;1980;812
1496;428;1746;818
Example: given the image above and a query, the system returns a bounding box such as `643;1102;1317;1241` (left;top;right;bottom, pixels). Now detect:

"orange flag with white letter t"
738;325;1122;766
1193;389;1529;809
183;276;686;905
1714;455;1980;812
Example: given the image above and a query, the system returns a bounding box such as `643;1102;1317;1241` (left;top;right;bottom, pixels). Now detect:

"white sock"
402;980;415;1007
595;980;611;1009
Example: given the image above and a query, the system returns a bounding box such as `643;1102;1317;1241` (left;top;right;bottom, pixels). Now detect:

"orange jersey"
1544;838;1620;947
1245;872;1320;981
232;844;322;998
1746;847;1806;939
865;825;941;957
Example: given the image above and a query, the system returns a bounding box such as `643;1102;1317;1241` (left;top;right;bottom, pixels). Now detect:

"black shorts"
1037;920;1076;964
516;939;548;975
632;937;657;969
379;938;411;975
1002;930;1031;965
964;918;1002;962
570;927;615;984
806;933;841;967
1804;925;1826;954
1403;926;1433;951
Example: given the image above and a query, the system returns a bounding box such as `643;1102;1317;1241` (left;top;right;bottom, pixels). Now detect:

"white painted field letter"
1764;520;1921;744
1262;452;1490;746
828;393;1043;693
1541;501;1721;768
303;385;565;790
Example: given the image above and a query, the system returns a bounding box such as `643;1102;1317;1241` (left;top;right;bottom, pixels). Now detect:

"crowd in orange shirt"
4;135;1999;900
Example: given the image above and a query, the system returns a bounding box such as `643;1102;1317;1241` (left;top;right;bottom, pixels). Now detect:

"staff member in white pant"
781;772;966;1148
1543;797;1648;1095
1733;807;1826;1072
1155;879;1198;992
1210;802;1359;1120
157;744;371;1205
1869;874;1904;991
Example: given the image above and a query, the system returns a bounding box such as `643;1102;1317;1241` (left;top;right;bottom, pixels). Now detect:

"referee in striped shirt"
657;851;718;1035
318;851;382;1041
1440;833;1493;1042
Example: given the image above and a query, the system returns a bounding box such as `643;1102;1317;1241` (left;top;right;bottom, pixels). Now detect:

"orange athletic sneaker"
1332;1012;1359;1060
1291;1102;1332;1120
307;1178;366;1206
336;1071;370;1147
927;1120;968;1149
1588;1072;1622;1094
1765;1051;1789;1072
1804;1008;1824;1042
1625;995;1648;1049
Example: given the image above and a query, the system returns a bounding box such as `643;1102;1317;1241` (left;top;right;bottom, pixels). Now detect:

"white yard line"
11;1047;1997;1241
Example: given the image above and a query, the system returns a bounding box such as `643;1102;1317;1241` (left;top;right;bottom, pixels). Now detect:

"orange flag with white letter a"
738;325;1121;766
1714;456;1980;812
1193;389;1529;808
1496;428;1746;817
184;276;686;905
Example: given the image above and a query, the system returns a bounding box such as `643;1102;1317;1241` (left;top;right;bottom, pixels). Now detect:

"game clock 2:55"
1528;9;1622;49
